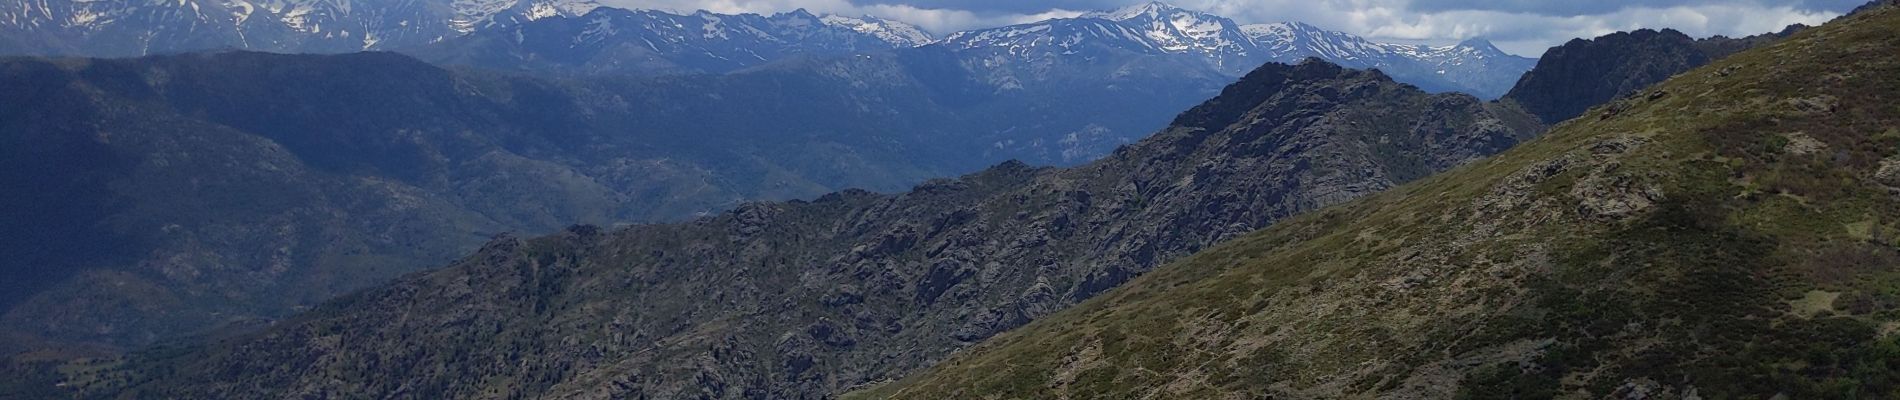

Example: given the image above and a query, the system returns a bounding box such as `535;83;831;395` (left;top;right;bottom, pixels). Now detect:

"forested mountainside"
858;4;1900;398
42;59;1541;399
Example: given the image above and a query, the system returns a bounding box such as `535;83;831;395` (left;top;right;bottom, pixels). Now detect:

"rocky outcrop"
1502;26;1801;124
1852;0;1900;15
1878;157;1900;191
90;60;1540;399
1503;29;1709;124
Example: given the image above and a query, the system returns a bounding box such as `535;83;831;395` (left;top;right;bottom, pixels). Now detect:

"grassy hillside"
856;5;1900;399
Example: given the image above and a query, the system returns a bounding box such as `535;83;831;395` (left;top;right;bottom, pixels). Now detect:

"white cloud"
1176;0;1840;55
853;5;1085;33
1346;4;1837;55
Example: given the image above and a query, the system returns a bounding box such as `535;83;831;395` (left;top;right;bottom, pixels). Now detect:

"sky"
602;0;1865;56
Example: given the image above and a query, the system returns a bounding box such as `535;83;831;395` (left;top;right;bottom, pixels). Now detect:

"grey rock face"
1877;157;1900;188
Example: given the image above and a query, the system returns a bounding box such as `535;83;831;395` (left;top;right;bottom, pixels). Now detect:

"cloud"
1388;5;1840;55
1171;0;1844;54
1403;0;1866;16
852;5;1085;33
600;0;1861;56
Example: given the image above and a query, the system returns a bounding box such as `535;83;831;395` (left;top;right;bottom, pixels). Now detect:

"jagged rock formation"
59;59;1540;399
856;5;1900;398
1501;26;1802;124
1853;0;1900;14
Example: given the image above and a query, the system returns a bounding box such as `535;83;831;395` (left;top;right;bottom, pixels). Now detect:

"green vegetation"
853;5;1900;399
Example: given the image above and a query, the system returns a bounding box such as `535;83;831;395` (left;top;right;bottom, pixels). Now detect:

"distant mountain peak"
819;14;936;47
778;8;819;19
1241;21;1344;36
1456;37;1500;51
1243;21;1325;31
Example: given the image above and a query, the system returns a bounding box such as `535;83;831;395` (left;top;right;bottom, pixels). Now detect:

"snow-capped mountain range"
944;2;1535;97
409;7;933;75
0;0;1533;96
0;0;926;58
419;1;1532;96
0;0;607;55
